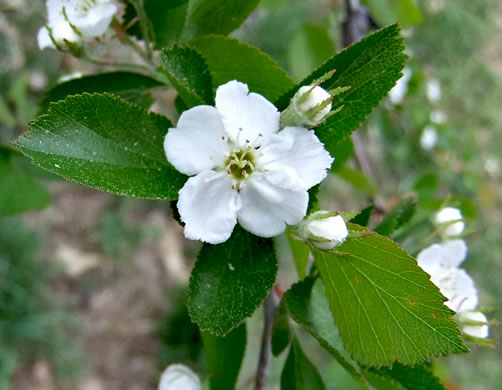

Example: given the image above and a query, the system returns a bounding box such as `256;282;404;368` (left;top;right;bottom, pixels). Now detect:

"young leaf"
336;166;378;195
201;324;246;390
368;362;446;390
189;36;295;102
15;93;187;200
314;223;468;367
272;301;292;357
188;226;277;336
284;277;370;388
374;197;416;236
123;0;189;48
161;45;213;107
350;205;374;227
281;338;327;390
0;147;51;216
275;24;407;156
184;0;260;39
38;72;162;113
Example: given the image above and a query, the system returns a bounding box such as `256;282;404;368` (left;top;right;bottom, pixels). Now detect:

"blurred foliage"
0;218;80;387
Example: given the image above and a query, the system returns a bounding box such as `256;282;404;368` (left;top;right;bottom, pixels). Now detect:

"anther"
246;139;250;143
239;127;243;131
221;136;226;140
232;185;236;190
227;169;231;174
258;133;263;137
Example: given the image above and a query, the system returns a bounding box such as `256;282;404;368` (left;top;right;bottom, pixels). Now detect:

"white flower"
38;0;117;50
164;80;333;244
296;86;332;123
420;125;438;151
299;211;348;250
417;240;478;312
158;364;201;390
426;78;441;102
459;311;489;339
389;67;412;104
435;207;464;237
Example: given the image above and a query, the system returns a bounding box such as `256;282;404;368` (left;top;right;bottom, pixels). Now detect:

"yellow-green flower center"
226;148;256;181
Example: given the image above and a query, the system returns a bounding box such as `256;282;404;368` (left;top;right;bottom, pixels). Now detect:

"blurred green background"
0;0;501;389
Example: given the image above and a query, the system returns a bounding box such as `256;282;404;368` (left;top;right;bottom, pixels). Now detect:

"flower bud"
435;207;464;237
299;211;348;250
296;86;332;122
459;311;489;339
38;22;82;52
158;364;201;390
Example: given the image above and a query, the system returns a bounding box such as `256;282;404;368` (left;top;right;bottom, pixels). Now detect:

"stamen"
221;135;226;140
232;184;236;190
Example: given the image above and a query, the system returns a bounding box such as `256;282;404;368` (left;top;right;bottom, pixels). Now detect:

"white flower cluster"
417;207;489;339
165;81;335;244
38;0;118;50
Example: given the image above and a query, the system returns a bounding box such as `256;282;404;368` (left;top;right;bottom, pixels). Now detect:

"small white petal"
164;106;227;176
66;2;117;37
307;214;348;250
215;80;280;146
178;171;240;244
258;126;333;189
420;125;438;151
237;169;308;237
37;26;55;50
417;239;467;275
158;364;201;390
435;207;464;237
436;268;478;312
459;311;489;339
297;86;332;122
52;21;81;45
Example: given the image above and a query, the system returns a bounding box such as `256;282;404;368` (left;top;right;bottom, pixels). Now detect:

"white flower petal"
258;126;333;189
37;26;55;50
215;80;280;146
67;2;117;37
178;171;240;244
439;239;468;268
435;207;464;237
158;364;201;390
164;106;227;176
237;170;308;237
460;311;489;339
437;268;478;313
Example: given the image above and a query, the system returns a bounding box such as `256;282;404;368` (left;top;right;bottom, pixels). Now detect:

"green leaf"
336;166;377;195
288;24;336;82
362;0;423;29
124;0;189;48
329;137;354;172
15;93;187;200
0;147;51;216
189;36;295;102
284;277;369;388
272;301;292;356
314;223;468;367
38;72;162;114
161;45;213;107
188;226;277;335
368;363;446;390
201;324;246;390
350;205;374;227
363;371;407;390
275;24;407;156
184;0;260;39
281;338;326;390
374;197;417;236
286;228;310;280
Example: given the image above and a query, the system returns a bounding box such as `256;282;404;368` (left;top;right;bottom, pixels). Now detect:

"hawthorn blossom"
164;80;333;244
420;125;438;151
158;364;200;390
299;211;348;250
417;240;478;312
459;311;490;339
38;0;118;50
435;207;464;237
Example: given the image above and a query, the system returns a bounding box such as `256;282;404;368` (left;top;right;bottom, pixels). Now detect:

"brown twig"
254;287;281;390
